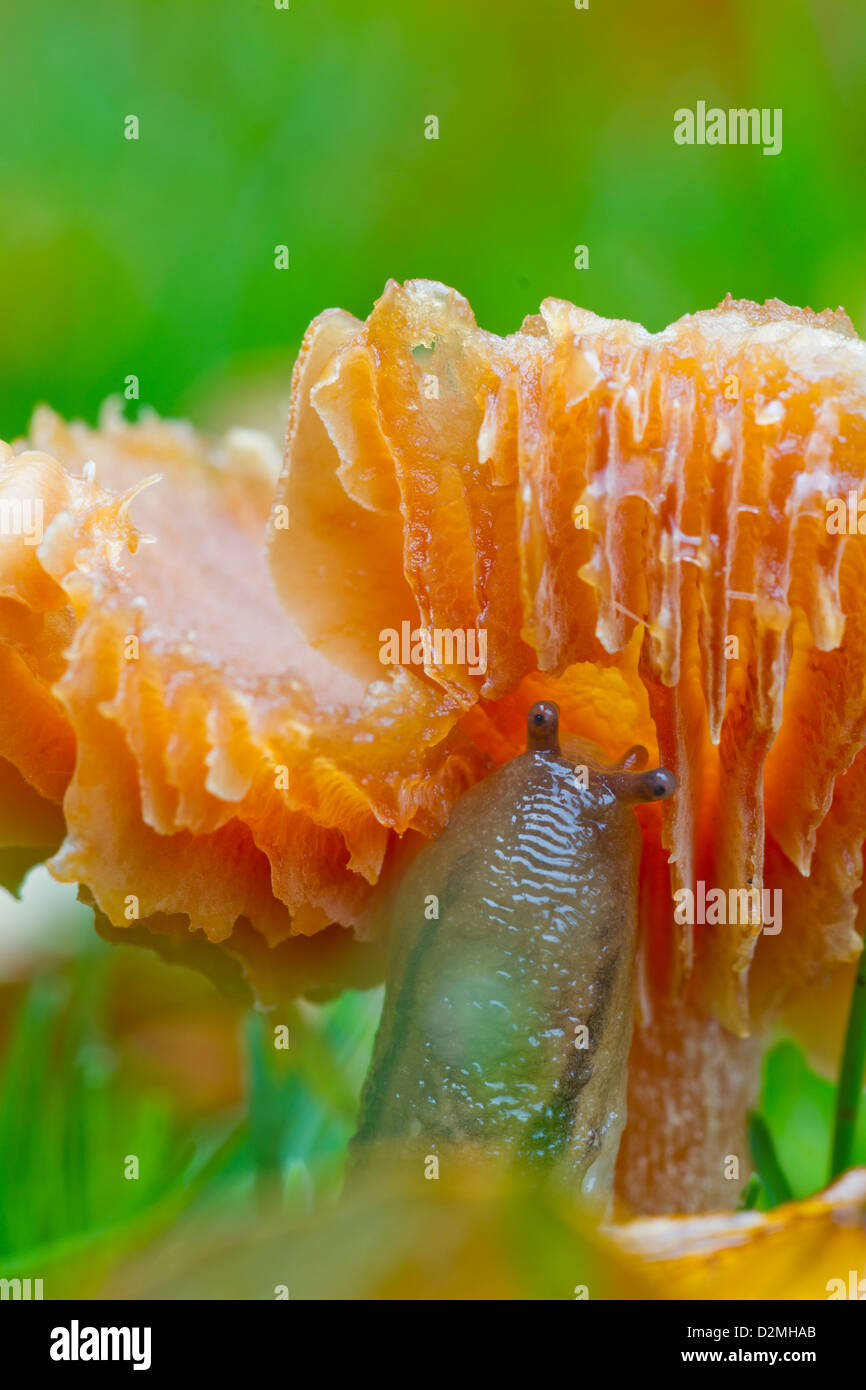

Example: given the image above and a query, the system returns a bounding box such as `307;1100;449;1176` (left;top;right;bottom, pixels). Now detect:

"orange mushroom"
1;282;866;1217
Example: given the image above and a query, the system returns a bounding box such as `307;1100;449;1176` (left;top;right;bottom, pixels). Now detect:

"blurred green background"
1;0;865;1296
2;0;865;441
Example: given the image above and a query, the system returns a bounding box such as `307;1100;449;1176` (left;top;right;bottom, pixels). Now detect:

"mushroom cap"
1;282;865;1035
270;280;866;1035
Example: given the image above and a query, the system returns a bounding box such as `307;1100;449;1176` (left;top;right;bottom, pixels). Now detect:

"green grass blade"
748;1111;793;1207
829;948;866;1180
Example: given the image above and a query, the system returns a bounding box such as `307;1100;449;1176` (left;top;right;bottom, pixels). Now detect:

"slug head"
525;701;676;804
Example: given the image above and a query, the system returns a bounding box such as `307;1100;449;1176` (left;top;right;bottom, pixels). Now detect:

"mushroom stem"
616;1000;763;1213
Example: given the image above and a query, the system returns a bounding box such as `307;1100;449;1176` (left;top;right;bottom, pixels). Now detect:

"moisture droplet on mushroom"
351;700;676;1201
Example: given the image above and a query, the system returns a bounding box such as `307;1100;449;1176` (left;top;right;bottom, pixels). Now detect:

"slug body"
351;702;675;1200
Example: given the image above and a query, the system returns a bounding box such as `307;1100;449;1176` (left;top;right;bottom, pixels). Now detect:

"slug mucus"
351;700;676;1201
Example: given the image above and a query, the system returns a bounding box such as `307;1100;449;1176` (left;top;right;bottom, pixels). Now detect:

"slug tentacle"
600;767;677;804
526;699;561;754
614;744;649;771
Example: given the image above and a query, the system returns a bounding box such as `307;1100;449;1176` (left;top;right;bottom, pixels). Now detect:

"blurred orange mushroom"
2;282;866;1217
609;1168;866;1300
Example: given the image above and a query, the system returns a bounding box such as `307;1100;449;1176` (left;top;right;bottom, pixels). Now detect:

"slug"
351;701;676;1200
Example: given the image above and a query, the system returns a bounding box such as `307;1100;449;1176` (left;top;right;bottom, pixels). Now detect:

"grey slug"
351;700;676;1201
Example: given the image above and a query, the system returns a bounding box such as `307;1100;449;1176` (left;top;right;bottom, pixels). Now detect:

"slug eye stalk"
526;700;560;754
601;767;678;805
